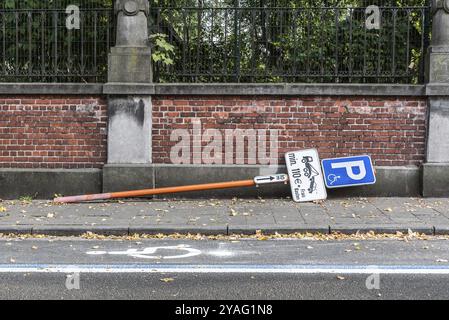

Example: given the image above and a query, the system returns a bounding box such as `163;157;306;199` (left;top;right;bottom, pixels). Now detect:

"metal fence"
0;3;431;83
152;5;431;84
0;0;112;10
0;8;114;82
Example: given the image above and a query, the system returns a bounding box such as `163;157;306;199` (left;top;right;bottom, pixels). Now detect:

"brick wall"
0;95;428;169
0;96;107;169
152;96;428;166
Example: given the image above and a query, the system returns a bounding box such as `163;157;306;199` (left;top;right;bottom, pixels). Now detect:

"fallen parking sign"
285;149;327;203
321;155;376;188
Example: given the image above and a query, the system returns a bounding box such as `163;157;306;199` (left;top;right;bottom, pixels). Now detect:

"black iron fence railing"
0;4;431;83
0;8;114;83
152;6;431;84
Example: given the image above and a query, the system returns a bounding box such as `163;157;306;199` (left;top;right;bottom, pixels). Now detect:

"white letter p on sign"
331;161;367;181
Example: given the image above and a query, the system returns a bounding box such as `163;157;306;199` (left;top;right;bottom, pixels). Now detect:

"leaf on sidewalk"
255;230;269;241
229;208;238;217
160;278;175;283
0;206;6;213
209;200;222;207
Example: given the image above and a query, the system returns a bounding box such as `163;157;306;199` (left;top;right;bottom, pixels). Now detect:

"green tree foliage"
152;0;430;83
0;0;430;83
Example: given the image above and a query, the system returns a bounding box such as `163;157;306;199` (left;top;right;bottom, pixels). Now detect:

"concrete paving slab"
1;198;449;236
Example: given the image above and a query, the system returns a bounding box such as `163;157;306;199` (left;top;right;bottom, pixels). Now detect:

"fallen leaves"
0;207;6;213
208;200;222;207
11;228;436;242
255;230;269;241
229;208;238;217
160;278;175;283
0;228;444;242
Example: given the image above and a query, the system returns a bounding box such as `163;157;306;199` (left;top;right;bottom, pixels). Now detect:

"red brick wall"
152;96;428;166
0;96;107;169
0;95;428;169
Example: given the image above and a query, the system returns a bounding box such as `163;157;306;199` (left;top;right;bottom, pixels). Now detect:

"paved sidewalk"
1;197;449;236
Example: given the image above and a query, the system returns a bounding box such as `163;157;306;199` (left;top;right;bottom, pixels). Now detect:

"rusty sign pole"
54;175;289;204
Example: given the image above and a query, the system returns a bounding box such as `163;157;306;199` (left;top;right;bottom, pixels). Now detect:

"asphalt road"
1;237;449;300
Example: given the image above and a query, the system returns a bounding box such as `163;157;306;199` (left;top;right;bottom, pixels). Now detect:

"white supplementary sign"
86;245;202;260
285;149;327;203
254;174;288;185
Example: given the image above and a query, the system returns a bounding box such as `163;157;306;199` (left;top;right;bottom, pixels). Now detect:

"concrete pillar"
423;0;449;196
108;0;152;83
103;0;154;192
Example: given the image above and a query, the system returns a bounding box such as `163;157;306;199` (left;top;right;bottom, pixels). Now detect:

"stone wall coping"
0;83;428;97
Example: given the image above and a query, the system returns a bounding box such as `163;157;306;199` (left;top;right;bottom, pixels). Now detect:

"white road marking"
86;245;202;260
1;265;449;274
206;250;235;257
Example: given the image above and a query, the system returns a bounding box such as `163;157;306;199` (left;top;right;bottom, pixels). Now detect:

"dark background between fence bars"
0;0;431;84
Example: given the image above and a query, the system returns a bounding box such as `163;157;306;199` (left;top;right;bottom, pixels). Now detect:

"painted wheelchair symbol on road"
86;245;202;260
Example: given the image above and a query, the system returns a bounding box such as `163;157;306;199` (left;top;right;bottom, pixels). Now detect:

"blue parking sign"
321;156;376;188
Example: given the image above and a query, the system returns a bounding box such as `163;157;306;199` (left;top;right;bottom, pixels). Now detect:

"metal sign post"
54;174;289;204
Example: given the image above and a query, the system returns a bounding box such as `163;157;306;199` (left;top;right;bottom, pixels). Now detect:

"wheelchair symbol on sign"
327;174;341;186
86;245;202;260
